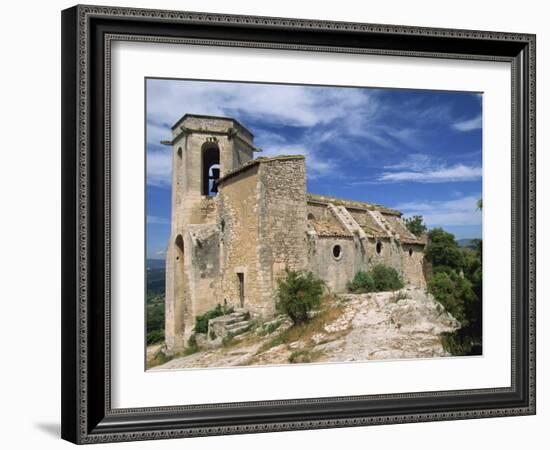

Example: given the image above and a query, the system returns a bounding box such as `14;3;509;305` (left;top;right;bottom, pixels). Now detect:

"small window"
332;245;342;259
376;241;383;255
175;235;184;261
408;248;413;257
307;213;316;220
237;272;245;308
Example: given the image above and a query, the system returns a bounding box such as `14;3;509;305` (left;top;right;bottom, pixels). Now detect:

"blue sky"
146;78;482;259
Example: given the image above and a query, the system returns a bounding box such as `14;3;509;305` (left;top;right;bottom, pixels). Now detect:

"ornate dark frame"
61;4;536;444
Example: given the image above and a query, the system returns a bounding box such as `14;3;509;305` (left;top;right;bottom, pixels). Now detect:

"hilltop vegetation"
425;228;482;355
146;263;165;345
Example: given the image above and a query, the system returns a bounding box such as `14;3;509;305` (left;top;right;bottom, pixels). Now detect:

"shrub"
370;265;404;291
396;291;409;301
346;271;374;293
146;329;164;345
194;304;233;334
288;349;322;364
184;334;199;355
276;269;325;325
441;328;482;356
348;265;404;293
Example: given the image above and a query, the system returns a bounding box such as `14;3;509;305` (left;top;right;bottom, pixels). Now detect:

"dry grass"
147;348;172;368
257;295;346;354
288;349;323;364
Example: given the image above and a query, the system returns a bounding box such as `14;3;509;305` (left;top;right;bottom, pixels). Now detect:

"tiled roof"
306;193;401;215
309;218;352;237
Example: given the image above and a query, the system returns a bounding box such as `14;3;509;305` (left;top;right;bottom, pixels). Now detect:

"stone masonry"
164;114;428;353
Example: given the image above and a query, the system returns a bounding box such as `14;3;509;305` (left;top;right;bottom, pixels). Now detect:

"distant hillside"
147;259;165;270
147;260;165;299
457;238;480;249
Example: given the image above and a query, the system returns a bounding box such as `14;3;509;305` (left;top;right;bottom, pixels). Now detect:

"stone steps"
227;323;251;336
226;319;250;331
207;309;252;343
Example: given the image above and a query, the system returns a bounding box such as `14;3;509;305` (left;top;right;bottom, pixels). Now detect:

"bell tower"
164;114;259;352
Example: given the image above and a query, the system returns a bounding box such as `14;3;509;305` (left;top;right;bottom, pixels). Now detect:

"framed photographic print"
61;4;536;444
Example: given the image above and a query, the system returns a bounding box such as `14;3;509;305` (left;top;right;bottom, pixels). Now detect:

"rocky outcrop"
327;288;459;361
150;287;459;370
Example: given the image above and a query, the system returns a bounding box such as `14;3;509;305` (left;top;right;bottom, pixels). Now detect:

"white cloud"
147;150;172;187
147;79;372;130
260;142;335;179
452;115;482;132
383;153;432;171
147;122;172;147
145;79;482;186
379;163;482;183
394;195;482;227
147;215;170;225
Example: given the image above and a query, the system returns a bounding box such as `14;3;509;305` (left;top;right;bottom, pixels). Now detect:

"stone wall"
187;224;221;318
307;235;364;293
366;237;403;271
217;166;262;315
401;243;428;287
256;157;308;317
306;202;330;221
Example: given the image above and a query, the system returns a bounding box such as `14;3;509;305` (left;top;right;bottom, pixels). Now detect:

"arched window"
408;248;413;257
332;244;342;260
202;144;220;196
175;235;184;261
376;241;383;255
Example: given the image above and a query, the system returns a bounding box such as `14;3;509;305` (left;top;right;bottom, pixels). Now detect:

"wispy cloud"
395;195;482;227
379;163;481;183
147;215;171;225
383;153;432;171
147;79;373;131
351;153;482;184
146;150;172;187
452;115;482;132
257;132;337;179
146;80;482;188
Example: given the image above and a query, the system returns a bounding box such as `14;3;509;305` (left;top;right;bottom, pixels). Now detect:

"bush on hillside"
346;271;375;293
347;265;404;293
276;269;325;325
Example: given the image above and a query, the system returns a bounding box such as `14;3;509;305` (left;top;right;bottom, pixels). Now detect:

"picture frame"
61;4;536;444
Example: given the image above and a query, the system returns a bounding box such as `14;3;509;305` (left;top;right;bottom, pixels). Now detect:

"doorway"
237;272;244;308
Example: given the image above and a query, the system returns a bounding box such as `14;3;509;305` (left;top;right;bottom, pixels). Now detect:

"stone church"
163;114;428;352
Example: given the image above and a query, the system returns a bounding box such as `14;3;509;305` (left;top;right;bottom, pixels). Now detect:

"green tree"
427;271;476;324
276;269;325;325
425;228;482;356
424;228;464;271
403;215;427;237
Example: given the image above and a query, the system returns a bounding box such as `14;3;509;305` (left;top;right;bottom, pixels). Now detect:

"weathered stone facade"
164;114;428;352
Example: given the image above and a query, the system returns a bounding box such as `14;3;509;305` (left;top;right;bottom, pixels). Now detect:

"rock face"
150;287;459;370
329;288;460;362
